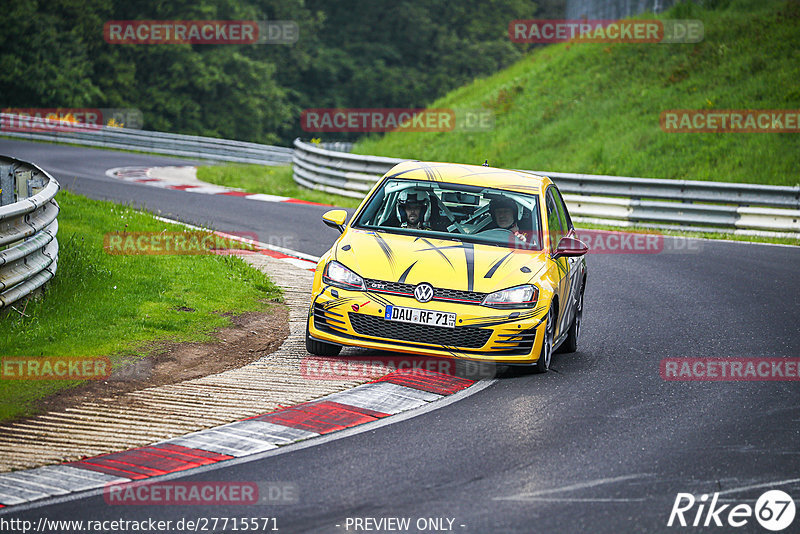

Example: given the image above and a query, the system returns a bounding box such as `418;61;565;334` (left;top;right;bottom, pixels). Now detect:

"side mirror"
322;209;348;233
553;236;589;259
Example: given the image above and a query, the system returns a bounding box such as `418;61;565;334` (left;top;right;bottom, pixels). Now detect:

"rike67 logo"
668;490;796;531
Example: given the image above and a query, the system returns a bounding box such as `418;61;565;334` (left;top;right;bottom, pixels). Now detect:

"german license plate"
384;305;456;328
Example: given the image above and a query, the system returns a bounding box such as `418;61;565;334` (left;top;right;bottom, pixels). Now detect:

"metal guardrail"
0;113;293;166
292;139;800;236
0;156;60;308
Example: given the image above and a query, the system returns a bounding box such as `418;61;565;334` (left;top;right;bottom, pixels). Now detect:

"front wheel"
532;306;555;373
305;321;342;356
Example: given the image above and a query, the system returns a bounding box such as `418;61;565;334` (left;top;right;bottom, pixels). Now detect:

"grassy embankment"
354;0;800;186
0;190;281;422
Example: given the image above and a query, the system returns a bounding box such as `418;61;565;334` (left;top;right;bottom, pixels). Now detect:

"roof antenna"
482;160;489;167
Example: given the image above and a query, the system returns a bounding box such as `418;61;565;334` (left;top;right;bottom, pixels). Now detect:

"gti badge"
414;283;434;303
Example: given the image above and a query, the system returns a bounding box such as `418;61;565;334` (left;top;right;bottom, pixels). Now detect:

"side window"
545;189;564;250
552;187;573;233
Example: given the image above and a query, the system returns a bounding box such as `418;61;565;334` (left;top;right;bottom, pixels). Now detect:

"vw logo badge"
414;283;434;303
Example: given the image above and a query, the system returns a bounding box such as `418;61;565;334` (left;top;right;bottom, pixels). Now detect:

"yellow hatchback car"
306;161;588;372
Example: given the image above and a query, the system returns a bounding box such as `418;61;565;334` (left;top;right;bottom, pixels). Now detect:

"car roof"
382;161;551;195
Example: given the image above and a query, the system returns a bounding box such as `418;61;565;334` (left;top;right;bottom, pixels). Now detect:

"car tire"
533;306;555;373
558;289;583;354
305;321;342;356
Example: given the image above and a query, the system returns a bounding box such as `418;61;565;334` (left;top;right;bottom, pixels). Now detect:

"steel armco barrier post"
0;156;60;308
0;165;14;206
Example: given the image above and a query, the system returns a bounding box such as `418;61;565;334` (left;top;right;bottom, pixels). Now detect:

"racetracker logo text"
661;358;800;381
104;20;298;45
300;108;493;132
1;108;143;130
103;231;259;255
300;356;496;381
1;357;111;380
660;110;800;133
509;19;703;43
103;481;298;505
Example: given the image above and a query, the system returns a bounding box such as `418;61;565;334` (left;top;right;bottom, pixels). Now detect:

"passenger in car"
488;197;528;242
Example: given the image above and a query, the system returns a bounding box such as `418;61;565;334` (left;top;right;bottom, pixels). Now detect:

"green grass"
0;190;282;422
353;0;800;186
196;164;363;209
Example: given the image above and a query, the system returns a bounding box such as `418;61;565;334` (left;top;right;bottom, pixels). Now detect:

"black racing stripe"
464;242;475;292
419;243;467;251
387;167;423;179
418;162;434;182
398;261;417;283
484;252;512;279
419;162;443;182
372;232;395;268
322;298;344;308
420;238;454;268
461;305;547;327
365;291;393;307
554;257;569;276
323;297;354;310
455;170;505;178
460;314;510;324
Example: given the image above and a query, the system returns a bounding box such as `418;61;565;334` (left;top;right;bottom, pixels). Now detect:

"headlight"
323;261;364;290
481;284;538;308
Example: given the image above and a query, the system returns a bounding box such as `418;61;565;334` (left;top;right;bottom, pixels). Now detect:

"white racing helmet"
396;189;432;227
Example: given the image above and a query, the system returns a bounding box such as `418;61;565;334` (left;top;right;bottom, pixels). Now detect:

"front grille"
363;278;486;304
348;313;492;349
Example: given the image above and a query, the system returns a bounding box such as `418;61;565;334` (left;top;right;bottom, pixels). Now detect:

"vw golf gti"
306;161;588;372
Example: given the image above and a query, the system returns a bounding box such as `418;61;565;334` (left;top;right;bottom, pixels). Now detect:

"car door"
544;187;571;340
552;186;584;333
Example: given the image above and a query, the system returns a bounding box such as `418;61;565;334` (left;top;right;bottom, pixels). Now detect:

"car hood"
333;228;547;294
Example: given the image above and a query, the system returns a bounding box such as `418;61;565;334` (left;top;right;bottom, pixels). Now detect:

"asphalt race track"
2;139;799;533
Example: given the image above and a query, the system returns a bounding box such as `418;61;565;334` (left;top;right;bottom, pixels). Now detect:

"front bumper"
308;285;549;364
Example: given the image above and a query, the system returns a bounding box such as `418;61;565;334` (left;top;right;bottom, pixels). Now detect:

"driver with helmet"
489;197;527;242
396;189;431;230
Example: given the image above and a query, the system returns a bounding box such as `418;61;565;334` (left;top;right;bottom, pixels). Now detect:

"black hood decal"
484;252;512;279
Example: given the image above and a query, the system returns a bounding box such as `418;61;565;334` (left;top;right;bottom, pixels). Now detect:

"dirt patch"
33;303;290;415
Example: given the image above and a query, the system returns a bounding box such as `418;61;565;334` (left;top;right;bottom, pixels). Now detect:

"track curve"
2;139;799;533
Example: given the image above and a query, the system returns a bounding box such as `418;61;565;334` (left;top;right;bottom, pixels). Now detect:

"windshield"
354;179;542;250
